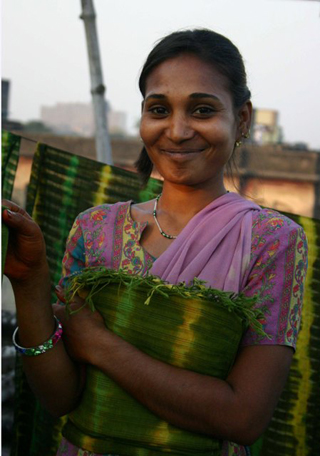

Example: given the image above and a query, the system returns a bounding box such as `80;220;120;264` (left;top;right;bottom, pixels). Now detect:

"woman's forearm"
93;334;235;440
12;271;82;417
2;202;83;416
86;327;292;446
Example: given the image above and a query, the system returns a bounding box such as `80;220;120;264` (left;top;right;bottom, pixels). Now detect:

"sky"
2;0;320;149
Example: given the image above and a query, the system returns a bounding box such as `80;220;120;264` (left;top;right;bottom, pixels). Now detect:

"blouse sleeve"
241;210;308;350
58;215;86;289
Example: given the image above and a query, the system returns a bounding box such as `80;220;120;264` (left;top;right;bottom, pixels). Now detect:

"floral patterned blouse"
57;201;308;456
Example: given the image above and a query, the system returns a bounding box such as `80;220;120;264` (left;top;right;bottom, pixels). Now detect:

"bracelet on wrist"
12;315;63;356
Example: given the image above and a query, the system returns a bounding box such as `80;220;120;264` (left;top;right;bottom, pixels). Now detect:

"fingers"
2;202;43;244
55;286;85;306
2;209;37;236
2;200;32;221
54;287;87;313
55;285;66;304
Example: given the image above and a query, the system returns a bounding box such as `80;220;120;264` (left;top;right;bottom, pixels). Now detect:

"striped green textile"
63;268;264;455
7;137;320;456
1;130;20;200
251;213;320;456
1;131;20;278
26;143;162;291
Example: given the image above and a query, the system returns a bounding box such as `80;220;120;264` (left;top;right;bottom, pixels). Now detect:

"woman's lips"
162;148;205;153
161;148;205;159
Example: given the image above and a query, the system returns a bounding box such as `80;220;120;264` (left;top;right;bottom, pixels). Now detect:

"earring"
235;140;242;148
241;129;250;139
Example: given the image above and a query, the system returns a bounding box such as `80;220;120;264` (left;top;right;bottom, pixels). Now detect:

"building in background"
2;79;10;120
252;108;283;145
41;101;127;137
1;79;23;131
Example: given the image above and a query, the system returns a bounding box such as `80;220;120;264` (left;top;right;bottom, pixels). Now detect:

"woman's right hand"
1;201;84;417
2;200;48;284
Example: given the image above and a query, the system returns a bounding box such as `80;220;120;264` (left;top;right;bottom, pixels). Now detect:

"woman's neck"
159;181;228;221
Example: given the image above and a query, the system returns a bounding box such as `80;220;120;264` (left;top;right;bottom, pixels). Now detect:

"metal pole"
80;0;113;164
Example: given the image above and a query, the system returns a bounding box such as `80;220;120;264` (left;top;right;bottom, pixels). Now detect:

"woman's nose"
165;114;195;143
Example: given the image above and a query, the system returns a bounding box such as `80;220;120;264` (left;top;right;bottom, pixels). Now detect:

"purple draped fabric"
150;192;261;293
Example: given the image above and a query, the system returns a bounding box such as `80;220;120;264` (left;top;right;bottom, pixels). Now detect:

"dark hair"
135;28;251;185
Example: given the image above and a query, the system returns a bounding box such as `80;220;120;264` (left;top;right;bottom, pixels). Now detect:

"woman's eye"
148;106;168;115
193;106;215;116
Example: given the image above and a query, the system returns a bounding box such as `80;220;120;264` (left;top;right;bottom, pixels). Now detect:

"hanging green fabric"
250;212;320;456
1;130;20;279
1;130;21;200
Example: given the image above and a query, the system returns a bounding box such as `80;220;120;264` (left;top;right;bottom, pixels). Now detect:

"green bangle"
12;316;63;356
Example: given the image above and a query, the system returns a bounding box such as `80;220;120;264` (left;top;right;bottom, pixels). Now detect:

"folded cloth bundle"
63;267;268;456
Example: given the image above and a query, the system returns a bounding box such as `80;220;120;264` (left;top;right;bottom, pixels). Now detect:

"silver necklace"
153;194;177;240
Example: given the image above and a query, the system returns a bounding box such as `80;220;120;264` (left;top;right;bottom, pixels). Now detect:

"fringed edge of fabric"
64;266;271;340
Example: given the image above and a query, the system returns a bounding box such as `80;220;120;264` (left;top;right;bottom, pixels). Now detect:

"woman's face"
140;53;250;190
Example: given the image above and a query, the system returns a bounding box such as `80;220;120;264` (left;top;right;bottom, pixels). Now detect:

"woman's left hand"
53;286;106;364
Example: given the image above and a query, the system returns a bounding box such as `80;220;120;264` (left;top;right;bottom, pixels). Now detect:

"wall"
10;133;320;219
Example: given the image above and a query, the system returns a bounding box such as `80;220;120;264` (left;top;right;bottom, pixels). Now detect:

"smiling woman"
2;29;308;456
139;54;249;194
136;29;252;187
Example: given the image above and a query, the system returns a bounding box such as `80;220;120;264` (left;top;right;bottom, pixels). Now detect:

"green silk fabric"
1;130;20;280
1;130;20;200
63;268;265;455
